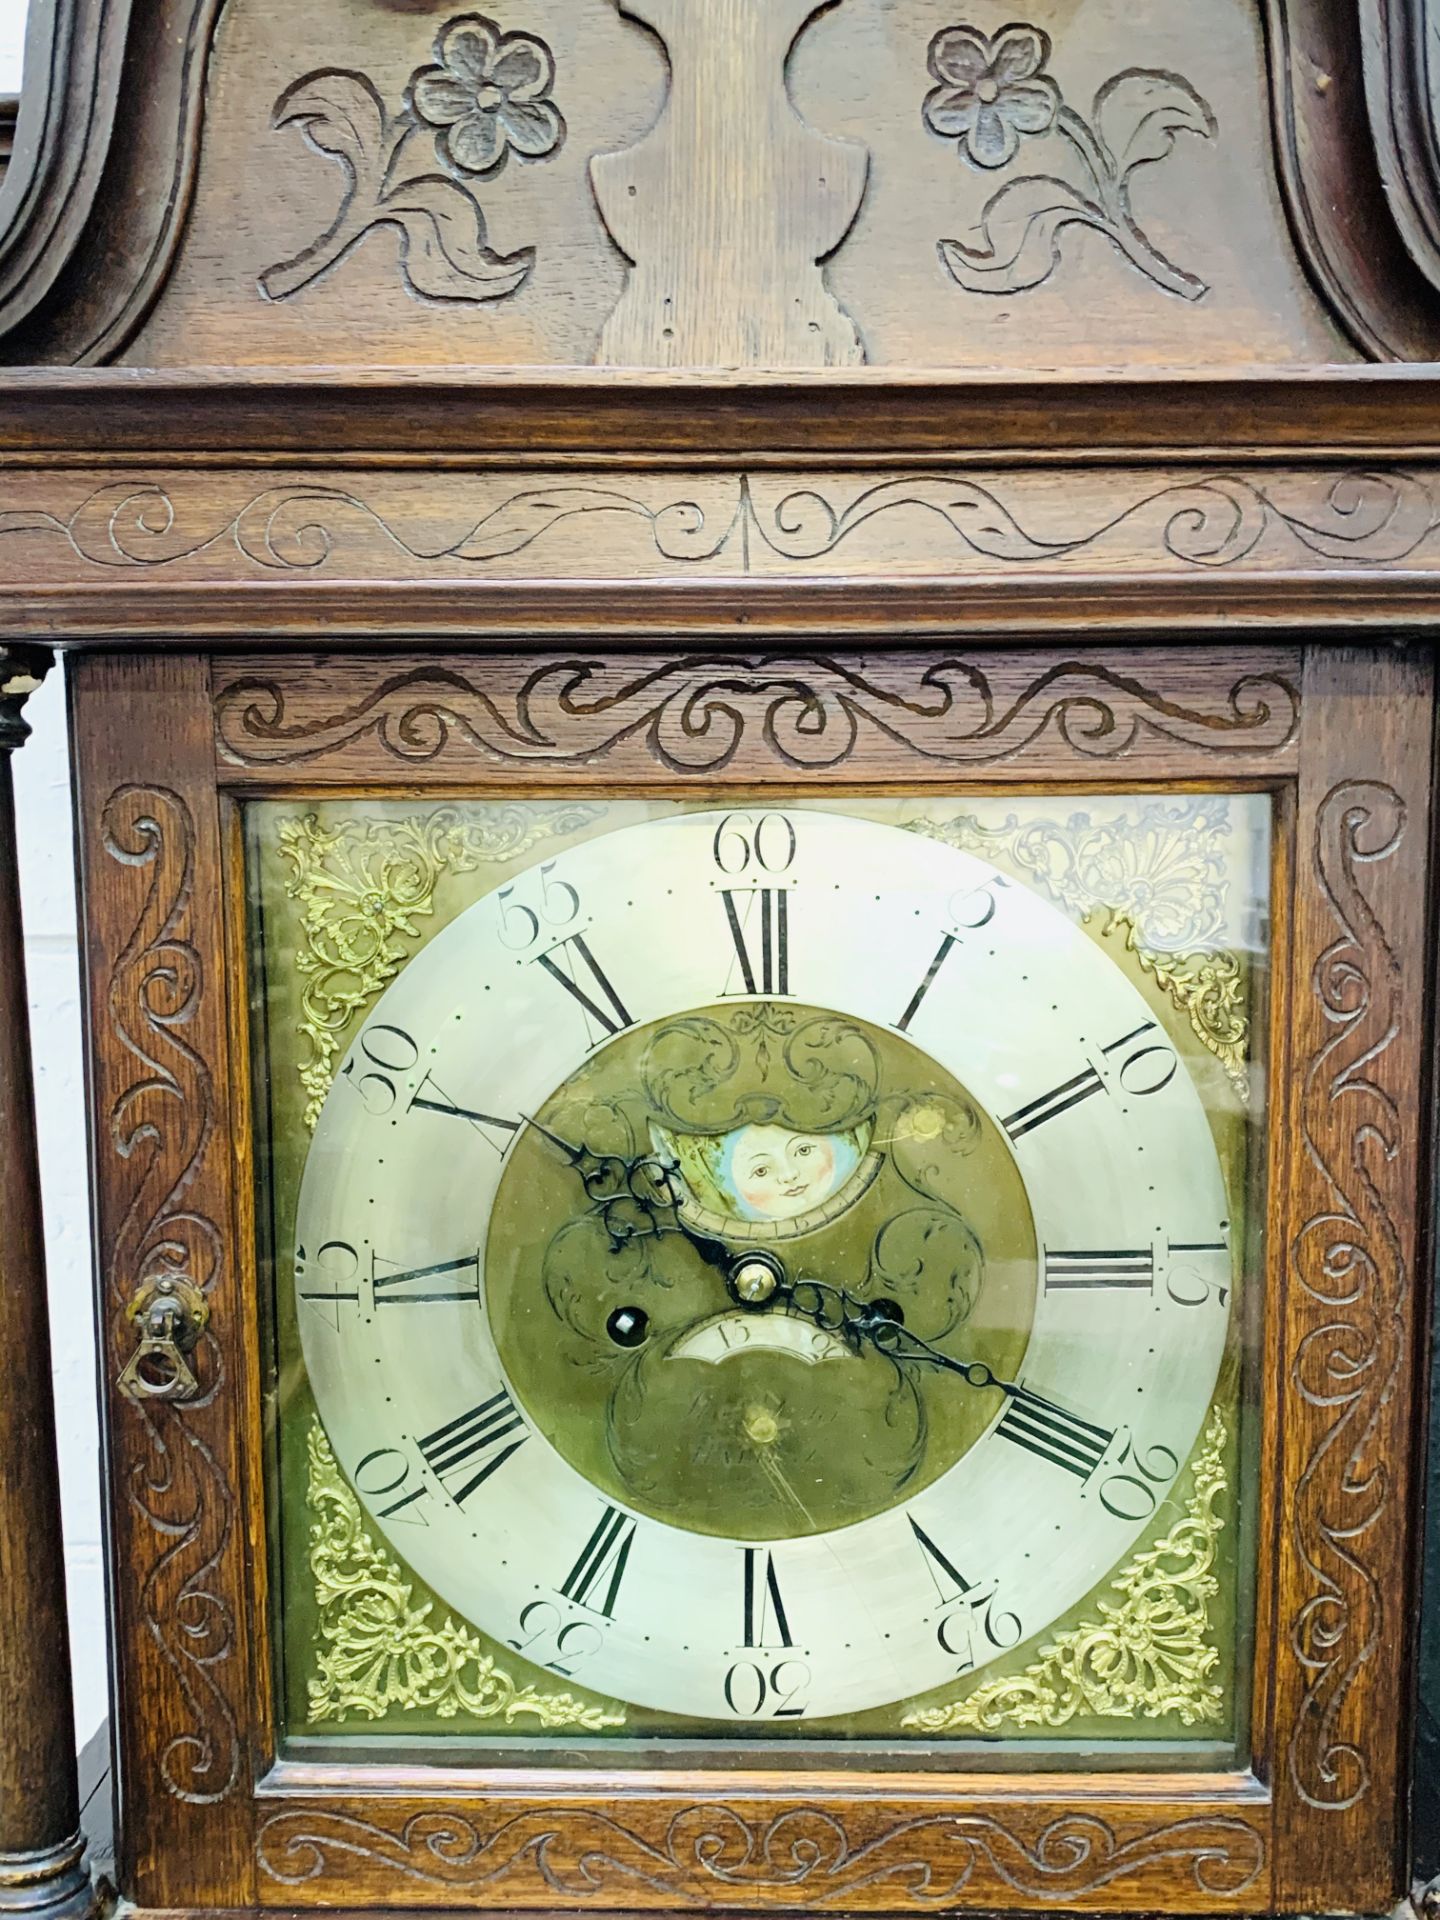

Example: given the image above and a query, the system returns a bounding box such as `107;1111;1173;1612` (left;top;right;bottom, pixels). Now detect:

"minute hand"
830;1293;1118;1478
779;1278;1007;1392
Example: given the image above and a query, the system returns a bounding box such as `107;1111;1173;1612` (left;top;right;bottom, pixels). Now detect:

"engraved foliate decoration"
262;13;564;305
924;23;1216;300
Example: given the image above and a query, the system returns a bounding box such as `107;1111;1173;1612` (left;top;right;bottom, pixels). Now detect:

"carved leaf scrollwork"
5;470;1435;577
215;655;1299;774
1287;779;1408;1811
925;23;1216;299
258;1800;1265;1904
103;785;240;1805
262;13;563;304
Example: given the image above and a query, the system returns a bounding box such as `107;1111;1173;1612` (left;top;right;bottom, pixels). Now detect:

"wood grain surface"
3;371;1440;641
1269;645;1437;1908
254;1788;1270;1912
2;0;1440;365
209;645;1302;786
68;653;260;1910
4;365;1440;458
54;637;1440;1917
590;0;867;367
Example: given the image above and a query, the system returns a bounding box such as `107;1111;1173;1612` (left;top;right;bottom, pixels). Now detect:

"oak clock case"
248;791;1265;1759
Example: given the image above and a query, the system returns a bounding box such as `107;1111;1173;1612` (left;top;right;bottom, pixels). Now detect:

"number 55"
497;862;582;950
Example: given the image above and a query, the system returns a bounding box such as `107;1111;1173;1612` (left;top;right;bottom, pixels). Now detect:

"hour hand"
522;1114;684;1245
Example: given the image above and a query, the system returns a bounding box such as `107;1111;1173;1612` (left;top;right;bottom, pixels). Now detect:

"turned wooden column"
0;648;95;1920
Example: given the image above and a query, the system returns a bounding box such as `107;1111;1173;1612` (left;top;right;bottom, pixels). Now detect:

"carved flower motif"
923;24;1060;169
407;14;564;178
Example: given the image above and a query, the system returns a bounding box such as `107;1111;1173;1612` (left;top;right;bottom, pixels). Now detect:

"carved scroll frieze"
1271;648;1434;1907
212;651;1300;783
2;469;1435;590
101;785;241;1807
591;0;868;367
256;1798;1265;1906
1286;778;1408;1813
261;13;564;305
924;24;1215;300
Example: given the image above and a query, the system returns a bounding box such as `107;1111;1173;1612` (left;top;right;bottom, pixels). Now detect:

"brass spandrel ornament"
278;803;605;1127
905;1405;1230;1735
908;799;1252;1098
304;1421;624;1731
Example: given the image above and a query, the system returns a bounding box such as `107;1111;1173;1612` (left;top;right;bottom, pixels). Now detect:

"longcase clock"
0;3;1439;1919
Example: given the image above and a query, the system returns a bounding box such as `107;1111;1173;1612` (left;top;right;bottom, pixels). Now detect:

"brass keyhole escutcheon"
118;1274;210;1404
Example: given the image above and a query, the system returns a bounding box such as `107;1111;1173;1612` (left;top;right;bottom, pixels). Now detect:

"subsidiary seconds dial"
294;807;1233;1722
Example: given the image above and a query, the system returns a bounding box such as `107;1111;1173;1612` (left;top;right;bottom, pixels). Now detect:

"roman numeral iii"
1044;1248;1155;1292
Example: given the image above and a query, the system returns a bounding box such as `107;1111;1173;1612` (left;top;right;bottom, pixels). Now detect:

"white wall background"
14;673;106;1750
4;0;111;1749
0;0;23;92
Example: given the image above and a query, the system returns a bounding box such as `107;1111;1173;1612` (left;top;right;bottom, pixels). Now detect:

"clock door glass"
246;792;1268;1763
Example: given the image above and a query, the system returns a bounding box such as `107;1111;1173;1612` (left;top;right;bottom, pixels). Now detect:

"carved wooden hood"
3;0;1440;642
4;0;1440;370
